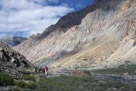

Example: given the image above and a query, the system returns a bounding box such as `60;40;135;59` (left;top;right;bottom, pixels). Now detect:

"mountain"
0;36;27;47
14;0;136;70
0;41;32;78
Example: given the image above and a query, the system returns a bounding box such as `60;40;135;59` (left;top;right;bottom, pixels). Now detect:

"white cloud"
0;0;43;10
0;0;74;38
7;6;73;23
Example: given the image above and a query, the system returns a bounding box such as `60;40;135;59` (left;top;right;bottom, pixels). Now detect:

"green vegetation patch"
0;72;14;86
13;75;136;91
23;75;36;81
15;80;38;89
15;80;26;88
13;86;21;91
38;78;62;86
25;81;38;89
37;76;136;91
91;63;136;75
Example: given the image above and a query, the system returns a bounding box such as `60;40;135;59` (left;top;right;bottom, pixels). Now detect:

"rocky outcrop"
0;41;32;78
14;0;136;69
0;36;27;47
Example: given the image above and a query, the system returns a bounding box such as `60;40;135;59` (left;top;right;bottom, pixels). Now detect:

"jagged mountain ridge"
14;0;136;69
0;41;32;78
0;36;27;47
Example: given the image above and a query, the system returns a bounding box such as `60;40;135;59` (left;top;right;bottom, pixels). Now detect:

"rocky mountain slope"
14;0;136;69
0;36;27;47
0;41;32;78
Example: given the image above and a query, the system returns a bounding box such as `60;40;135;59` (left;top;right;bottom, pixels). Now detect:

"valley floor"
1;68;136;91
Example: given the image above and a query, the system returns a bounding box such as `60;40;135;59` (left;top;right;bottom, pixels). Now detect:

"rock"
0;47;2;51
97;58;103;62
0;42;32;78
0;86;14;91
123;72;129;76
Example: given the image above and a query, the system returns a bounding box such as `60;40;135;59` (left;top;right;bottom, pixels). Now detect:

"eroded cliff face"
14;0;136;69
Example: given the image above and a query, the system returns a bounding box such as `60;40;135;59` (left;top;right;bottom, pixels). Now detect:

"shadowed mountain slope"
0;41;32;78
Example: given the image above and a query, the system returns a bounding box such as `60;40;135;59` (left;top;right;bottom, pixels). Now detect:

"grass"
38;78;62;86
13;86;21;91
37;76;136;91
23;75;36;81
10;73;136;90
0;72;14;86
14;80;38;89
25;81;38;89
15;80;26;88
90;63;136;75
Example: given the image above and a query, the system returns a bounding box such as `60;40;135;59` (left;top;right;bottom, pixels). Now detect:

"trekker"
44;65;48;75
38;67;41;74
34;67;38;74
42;67;45;74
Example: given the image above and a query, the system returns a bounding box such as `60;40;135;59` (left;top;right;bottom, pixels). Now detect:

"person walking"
38;67;41;74
42;67;45;74
34;67;38;74
44;65;48;75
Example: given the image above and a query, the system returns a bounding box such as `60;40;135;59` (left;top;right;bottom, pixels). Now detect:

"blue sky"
0;0;94;38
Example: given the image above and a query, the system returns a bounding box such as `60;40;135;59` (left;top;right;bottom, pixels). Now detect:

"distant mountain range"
14;0;136;70
0;36;27;47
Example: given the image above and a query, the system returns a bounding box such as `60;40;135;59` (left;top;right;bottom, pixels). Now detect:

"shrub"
15;80;26;88
124;85;130;90
13;86;21;91
23;75;36;81
15;80;38;89
25;81;38;89
115;84;122;89
0;72;14;86
38;78;61;86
